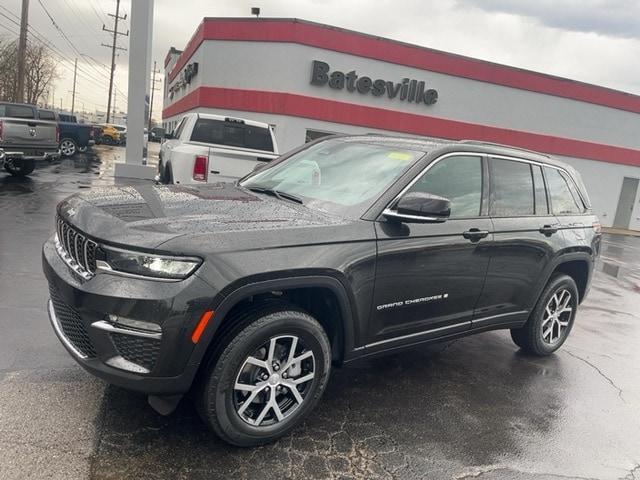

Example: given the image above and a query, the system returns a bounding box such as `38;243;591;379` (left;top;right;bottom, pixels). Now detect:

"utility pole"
16;0;29;102
112;88;116;123
71;58;78;115
148;60;161;130
102;0;128;123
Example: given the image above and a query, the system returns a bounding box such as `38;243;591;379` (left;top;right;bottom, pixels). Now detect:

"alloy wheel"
541;288;573;344
233;335;315;427
60;139;76;156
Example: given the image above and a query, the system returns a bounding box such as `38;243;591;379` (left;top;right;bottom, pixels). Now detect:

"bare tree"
0;36;58;105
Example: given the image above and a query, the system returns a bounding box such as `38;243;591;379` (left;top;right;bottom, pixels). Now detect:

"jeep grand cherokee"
43;135;601;446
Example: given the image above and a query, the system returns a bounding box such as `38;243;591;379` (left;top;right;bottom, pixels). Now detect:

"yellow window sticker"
388;151;413;161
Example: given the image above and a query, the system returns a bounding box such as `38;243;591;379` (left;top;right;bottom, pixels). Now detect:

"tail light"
89;128;94;139
0;120;3;142
193;155;208;182
55;125;60;144
592;222;602;234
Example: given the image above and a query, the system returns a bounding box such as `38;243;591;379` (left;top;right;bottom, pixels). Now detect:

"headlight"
99;246;201;280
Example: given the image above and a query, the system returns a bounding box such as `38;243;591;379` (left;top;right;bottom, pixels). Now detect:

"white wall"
166;40;640;150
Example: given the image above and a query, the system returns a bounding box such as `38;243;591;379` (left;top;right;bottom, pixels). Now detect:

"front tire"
510;273;578;356
4;159;35;176
60;138;78;157
197;305;331;447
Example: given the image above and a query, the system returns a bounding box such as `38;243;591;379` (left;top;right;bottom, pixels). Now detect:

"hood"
57;183;348;249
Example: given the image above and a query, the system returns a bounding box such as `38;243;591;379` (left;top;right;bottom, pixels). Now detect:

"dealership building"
163;18;640;230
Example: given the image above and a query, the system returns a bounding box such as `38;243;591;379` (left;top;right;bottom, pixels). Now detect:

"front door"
369;154;492;351
613;177;639;229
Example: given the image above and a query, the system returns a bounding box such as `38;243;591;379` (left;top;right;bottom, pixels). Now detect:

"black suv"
43;135;600;446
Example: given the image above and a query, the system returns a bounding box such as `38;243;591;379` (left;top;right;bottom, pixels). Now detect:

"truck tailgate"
207;147;278;182
2;119;58;148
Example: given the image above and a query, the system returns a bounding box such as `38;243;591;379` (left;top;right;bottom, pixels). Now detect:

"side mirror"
164;132;174;140
384;192;451;223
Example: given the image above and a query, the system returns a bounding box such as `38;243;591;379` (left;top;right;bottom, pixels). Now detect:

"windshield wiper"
245;186;304;204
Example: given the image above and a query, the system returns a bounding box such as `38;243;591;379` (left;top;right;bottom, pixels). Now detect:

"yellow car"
100;124;124;145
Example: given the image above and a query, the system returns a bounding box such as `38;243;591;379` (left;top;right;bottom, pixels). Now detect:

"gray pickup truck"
0;102;60;177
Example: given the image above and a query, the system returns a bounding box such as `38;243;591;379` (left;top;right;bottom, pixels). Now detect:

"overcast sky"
1;0;639;122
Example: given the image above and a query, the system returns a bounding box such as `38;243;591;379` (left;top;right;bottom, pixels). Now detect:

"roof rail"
458;140;550;158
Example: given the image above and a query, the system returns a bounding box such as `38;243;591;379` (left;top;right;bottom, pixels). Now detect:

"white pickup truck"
158;113;279;184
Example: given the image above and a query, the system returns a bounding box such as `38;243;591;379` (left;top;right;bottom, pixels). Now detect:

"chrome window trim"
382;209;444;223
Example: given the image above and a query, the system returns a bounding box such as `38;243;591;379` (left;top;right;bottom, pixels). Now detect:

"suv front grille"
49;286;96;358
111;333;160;372
56;216;98;279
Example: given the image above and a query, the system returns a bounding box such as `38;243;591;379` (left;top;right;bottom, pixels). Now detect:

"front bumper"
42;236;214;395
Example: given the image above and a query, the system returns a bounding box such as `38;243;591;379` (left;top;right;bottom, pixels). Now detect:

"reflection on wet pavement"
1;147;639;479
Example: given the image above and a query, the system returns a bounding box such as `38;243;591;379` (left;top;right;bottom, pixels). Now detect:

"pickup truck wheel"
4;159;35;176
196;305;331;447
60;138;78;157
510;273;578;356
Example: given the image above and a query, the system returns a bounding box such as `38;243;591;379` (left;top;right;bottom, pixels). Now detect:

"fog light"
106;314;161;333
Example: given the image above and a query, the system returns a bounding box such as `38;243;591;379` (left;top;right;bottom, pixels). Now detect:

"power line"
1;3;129;110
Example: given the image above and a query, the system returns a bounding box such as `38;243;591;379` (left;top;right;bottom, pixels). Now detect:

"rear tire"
196;304;331;447
60;138;78;157
4;159;35;176
510;273;578;356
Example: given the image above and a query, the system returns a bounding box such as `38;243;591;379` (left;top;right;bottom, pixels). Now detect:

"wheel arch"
192;275;357;370
537;251;593;305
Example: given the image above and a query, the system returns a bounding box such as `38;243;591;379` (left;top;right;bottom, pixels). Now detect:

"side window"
544;167;582;214
173;118;186;139
561;171;586;211
532;165;549;215
406;155;483;218
490;158;534;216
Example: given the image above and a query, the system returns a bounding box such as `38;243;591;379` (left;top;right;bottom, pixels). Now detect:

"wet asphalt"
0;146;639;480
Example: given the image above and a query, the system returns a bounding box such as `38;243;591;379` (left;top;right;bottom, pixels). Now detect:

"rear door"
473;157;562;327
369;154;493;351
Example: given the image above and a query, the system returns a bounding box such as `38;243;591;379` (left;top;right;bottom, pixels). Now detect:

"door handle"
462;228;489;241
539;224;558;236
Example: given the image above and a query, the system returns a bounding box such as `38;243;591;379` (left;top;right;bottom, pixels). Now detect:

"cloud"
456;0;640;39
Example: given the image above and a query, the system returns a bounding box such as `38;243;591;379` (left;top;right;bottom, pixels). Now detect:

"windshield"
241;139;424;217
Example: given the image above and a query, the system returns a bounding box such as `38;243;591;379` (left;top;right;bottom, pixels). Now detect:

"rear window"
0;104;35;119
38;110;56;120
190;118;274;152
544;167;584;214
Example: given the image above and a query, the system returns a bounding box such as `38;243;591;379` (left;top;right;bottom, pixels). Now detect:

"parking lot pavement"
1;151;639;480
